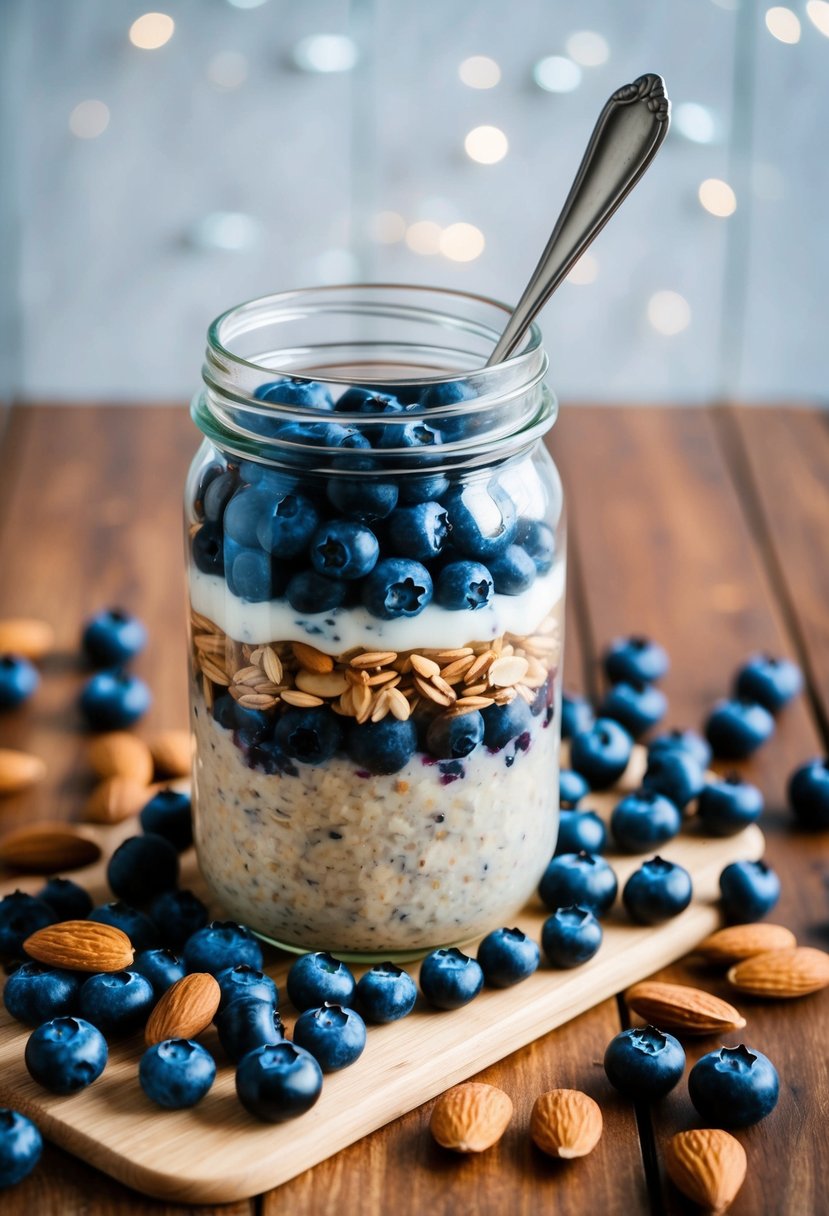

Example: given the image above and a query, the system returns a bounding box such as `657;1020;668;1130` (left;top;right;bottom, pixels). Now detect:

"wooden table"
0;403;826;1215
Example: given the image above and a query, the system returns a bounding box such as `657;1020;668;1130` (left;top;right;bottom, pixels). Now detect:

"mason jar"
185;285;565;961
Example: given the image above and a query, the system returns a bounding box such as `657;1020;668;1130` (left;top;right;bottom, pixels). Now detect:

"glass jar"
185;285;565;961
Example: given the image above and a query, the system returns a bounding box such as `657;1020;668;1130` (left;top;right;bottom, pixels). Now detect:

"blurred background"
1;0;827;405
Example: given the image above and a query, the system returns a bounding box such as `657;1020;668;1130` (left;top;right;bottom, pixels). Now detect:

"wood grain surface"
0;404;826;1215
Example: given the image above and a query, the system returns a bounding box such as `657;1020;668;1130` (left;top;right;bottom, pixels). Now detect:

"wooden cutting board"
0;755;765;1204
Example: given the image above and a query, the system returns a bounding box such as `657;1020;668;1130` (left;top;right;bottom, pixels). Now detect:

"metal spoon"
487;73;671;366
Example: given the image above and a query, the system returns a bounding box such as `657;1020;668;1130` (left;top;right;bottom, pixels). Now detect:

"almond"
664;1128;746;1213
0;823;101;872
0;617;55;659
430;1082;513;1153
530;1089;603;1159
145;972;222;1045
87;731;155;784
625;981;746;1035
695;922;798;966
24;920;134;972
0;749;47;795
148;730;191;778
83;777;151;825
727;946;829;998
291;642;334;674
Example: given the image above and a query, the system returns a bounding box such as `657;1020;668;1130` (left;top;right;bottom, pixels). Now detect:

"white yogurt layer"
189;559;565;652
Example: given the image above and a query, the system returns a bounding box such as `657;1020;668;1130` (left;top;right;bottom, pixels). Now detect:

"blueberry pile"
78;608;151;731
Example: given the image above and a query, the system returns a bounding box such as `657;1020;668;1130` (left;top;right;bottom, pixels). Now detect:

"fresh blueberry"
335;386;401;414
719;860;780;921
435;561;494;611
698;777;764;837
600;680;667;739
139;1039;216;1109
443;483;516;561
419;947;484;1010
623;856;693;924
132;949;185;999
286;570;347;614
328;464;399;522
216;996;285;1063
275;708;342;766
570;718;633;790
220;487;272;549
255;377;334;410
147;888;210;952
420;380;477;441
705;698;775;760
604;1025;685;1099
610;790;682;853
735;654;802;714
216;964;278;1012
36;877;93;922
515;518;555;574
213;695;272;741
541;905;603;967
79;671;152;730
310;521;379;580
193;461;227;516
255;492;320;558
140;789;192;852
345;717;417;774
689;1044;779;1127
191;523;225;576
79;969;155;1035
88;902;158;952
561;692;595;741
787;758;829;829
203;471;237;523
224;544;278;602
81;609;147;668
398;472;451;506
538;851;618;916
376;415;443;450
386;503;450;563
477;927;540;987
604;636;669;685
642;749;704;810
555;809;607;855
238;460;297;493
362;558;433;620
0;892;55;958
0;1109;42;1187
25;1017;107;1094
107;834;179;905
648;728;712;770
559;769;590;808
183;921;263;976
355;963;417;1023
487;545;537;595
286;951;356;1012
426;711;484;760
482;698;533;751
293;1003;367;1072
235;1041;323;1123
0;655;39;711
4;963;80;1025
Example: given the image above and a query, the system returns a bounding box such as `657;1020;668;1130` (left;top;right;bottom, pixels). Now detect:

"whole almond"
83;777;152;825
291;642;334;674
0;823;101;872
88;732;154;785
625;981;746;1035
148;730;191;778
696;923;797;966
664;1128;746;1213
0;749;47;795
25;920;134;972
727;946;829;998
430;1082;513;1153
530;1089;603;1159
145;973;221;1045
0;618;55;659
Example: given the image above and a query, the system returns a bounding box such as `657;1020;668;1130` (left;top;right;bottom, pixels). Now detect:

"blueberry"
235;1041;323;1123
719;860;780;921
78;969;155;1035
420;380;478;441
705;698;775;760
482;698;533;751
538;851;618;916
555;810;607;856
139;1039;216;1109
255;492;320;558
216;964;278;1012
689;1044;779;1127
355;963;417;1023
25;1016;107;1094
0;655;39;711
487;544;536;595
623;856;693;924
604;1025;685;1099
698;776;764;837
310;521;379;580
203;470;238;523
0;1109;42;1187
398;472;451;505
220;487;273;548
107;834;179;905
648;728;712;770
132;949;186;998
386;503;450;563
88;902;158;952
328;466;399;522
477;927;540;987
81;609;147;668
541;905;603;967
376;416;443;450
275;708;342;765
213;695;273;741
293;1003;366;1072
255;378;334;410
140;789;193;852
604;637;669;685
561;692;595;740
426;711;484;760
362;558;433;619
345;717;417;774
570;718;633;789
600;680;667;739
0;891;55;958
610;790;682;853
419;947;484;1010
36;877;93;922
79;671;152;730
559;769;590;808
224;544;277;602
335;386;401;414
238;460;297;493
787;758;829;829
286;570;347;614
515;518;556;574
183;921;263;976
435;561;494;611
148;889;208;951
443;483;516;561
735;654;802;714
191;523;225;576
286;951;356;1012
642;749;704;810
4;963;81;1025
217;996;285;1063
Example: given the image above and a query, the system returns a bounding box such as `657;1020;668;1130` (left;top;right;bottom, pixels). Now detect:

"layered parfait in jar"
186;286;565;960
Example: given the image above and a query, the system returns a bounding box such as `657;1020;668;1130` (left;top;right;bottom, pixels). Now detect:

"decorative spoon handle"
487;73;671;366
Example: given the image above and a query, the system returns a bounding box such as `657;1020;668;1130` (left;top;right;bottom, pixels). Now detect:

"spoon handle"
487;73;670;366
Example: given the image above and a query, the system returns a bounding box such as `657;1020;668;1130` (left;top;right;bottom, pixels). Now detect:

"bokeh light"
129;12;175;50
189;212;262;251
564;31;610;67
440;223;485;262
566;253;599;285
464;125;508;164
806;0;829;34
458;56;501;89
765;6;801;41
370;212;406;244
293;35;359;73
533;56;582;93
698;178;737;217
647;291;691;335
69;100;110;139
674;103;717;144
405;221;443;255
